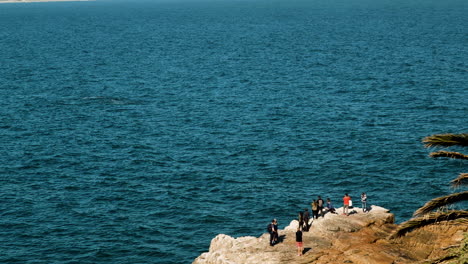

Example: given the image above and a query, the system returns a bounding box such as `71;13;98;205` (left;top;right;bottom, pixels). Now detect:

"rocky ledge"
193;206;467;264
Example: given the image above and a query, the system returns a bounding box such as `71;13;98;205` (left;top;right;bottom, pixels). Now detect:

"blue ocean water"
0;0;467;263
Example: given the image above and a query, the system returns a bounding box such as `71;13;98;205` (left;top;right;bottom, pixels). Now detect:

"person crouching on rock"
326;198;336;214
296;226;303;256
267;219;278;246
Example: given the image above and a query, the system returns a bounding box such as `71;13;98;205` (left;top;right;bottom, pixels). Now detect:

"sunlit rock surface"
193;206;467;264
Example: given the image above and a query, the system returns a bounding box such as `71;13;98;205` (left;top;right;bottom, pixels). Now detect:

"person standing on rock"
267;219;278;246
361;192;368;212
296;226;303;256
298;210;304;229
303;208;310;231
310;200;318;219
311;200;319;219
317;196;325;217
343;193;351;215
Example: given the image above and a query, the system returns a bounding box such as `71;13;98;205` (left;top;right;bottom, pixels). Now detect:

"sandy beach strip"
0;0;92;3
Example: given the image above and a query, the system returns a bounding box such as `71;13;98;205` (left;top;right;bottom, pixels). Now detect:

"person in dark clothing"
317;196;325;217
302;208;310;231
296;226;303;256
298;211;304;229
311;200;319;219
267;219;278;246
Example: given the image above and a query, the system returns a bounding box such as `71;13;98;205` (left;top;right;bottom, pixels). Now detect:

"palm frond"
451;173;468;188
429;151;468;160
423;133;468;148
413;191;468;217
389;210;468;239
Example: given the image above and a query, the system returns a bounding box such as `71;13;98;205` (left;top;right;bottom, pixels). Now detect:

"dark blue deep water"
0;0;467;263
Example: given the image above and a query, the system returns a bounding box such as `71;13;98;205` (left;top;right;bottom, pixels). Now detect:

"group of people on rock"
343;192;369;216
301;196;338;225
267;192;369;256
296;196;331;233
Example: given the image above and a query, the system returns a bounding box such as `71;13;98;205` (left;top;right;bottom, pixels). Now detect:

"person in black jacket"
317;196;325;217
296;226;303;256
267;219;278;246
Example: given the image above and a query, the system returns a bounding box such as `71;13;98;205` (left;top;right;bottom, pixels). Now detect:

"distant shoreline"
0;0;92;3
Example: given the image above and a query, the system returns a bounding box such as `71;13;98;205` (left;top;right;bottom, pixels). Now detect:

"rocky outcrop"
193;206;467;264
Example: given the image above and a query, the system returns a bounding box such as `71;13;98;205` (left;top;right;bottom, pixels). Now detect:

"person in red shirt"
343;193;351;216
